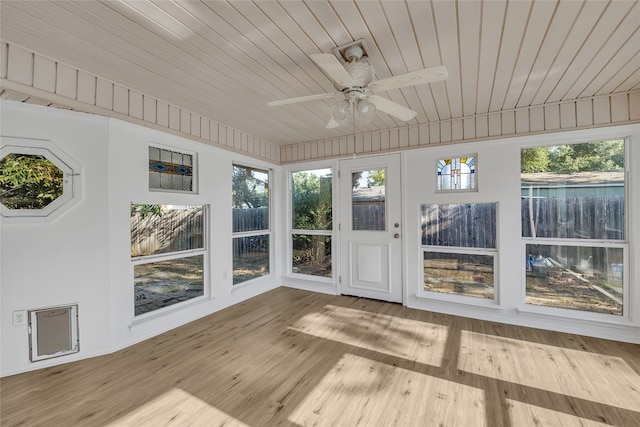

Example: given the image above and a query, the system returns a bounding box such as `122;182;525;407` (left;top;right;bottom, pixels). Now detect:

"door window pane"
352;169;385;231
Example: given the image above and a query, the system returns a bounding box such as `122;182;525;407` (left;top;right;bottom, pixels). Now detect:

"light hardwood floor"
1;287;639;426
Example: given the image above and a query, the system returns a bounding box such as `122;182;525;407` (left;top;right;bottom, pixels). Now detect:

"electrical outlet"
13;310;26;326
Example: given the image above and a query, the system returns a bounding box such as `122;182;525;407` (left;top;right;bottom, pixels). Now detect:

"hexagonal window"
1;141;78;219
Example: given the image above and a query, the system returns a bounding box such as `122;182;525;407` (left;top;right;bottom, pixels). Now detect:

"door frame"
337;153;403;303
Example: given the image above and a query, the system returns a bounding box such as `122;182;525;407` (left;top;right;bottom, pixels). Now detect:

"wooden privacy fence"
131;208;203;257
232;207;269;233
421;203;497;248
522;195;624;240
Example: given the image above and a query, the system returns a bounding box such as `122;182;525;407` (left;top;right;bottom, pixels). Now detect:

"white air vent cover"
29;305;79;362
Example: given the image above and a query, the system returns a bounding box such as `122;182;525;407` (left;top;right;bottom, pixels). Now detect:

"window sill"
413;291;504;311
129;294;210;329
516;304;633;326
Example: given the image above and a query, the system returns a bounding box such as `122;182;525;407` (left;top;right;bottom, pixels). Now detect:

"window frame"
288;166;334;281
1;139;80;220
435;153;478;193
519;138;630;318
131;204;209;318
418;202;500;305
231;163;272;286
148;143;198;194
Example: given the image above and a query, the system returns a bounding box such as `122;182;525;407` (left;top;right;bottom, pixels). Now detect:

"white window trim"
1;138;81;221
148;142;198;194
519;137;630;320
231;164;273;286
287;167;335;283
131;205;209;319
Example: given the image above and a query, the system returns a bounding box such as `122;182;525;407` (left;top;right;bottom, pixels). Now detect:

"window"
232;165;270;285
131;204;206;316
290;168;332;278
436;155;476;191
421;203;497;300
0;141;79;218
149;145;195;192
352;169;386;231
521;139;626;315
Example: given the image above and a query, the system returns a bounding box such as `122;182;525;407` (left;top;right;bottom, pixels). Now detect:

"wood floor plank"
1;287;639;426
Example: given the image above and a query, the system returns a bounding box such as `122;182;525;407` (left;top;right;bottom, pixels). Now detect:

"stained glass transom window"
149;146;194;192
437;156;476;191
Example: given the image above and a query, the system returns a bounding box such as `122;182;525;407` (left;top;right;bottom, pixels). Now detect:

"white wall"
1;101;280;376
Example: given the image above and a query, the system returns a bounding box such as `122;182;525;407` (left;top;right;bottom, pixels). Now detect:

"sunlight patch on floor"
507;399;611;426
289;304;448;366
288;353;485;426
107;387;249;426
458;331;640;411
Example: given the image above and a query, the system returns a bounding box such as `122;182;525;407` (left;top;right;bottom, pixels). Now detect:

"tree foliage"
292;171;332;230
130;204;163;218
232;166;269;208
0;154;63;209
521;140;624;173
367;169;385;186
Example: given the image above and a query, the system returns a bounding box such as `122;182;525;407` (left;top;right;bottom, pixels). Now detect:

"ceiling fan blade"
268;92;336;107
310;53;355;89
368;95;417;121
326;116;342;129
369;66;448;93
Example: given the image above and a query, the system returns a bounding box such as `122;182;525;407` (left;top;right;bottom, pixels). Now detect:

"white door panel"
340;154;402;303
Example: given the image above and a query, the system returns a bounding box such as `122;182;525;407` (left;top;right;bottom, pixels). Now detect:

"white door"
339;154;402;303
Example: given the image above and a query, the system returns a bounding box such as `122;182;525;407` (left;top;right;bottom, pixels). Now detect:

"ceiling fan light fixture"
356;99;376;123
332;99;351;121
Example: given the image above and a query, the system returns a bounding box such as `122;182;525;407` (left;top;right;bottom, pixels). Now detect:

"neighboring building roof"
352;185;385;203
521;171;624;186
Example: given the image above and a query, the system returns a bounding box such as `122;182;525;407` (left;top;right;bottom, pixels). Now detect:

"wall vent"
29;305;79;362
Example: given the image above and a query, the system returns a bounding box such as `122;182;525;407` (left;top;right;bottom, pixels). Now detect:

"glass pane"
521;140;625;240
134;254;204;316
352;169;385;231
233;165;269;232
131;205;204;257
292;168;332;230
423;252;494;299
292;234;332;277
0;153;64;209
525;244;623;315
437;156;476;191
421;203;496;248
233;235;270;285
148;146;193;192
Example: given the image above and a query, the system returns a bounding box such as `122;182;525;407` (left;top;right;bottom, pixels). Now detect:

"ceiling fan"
268;44;448;128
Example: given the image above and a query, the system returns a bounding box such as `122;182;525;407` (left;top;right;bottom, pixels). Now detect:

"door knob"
394;223;400;228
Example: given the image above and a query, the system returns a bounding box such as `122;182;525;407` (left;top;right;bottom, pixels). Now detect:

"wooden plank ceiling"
1;0;639;146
